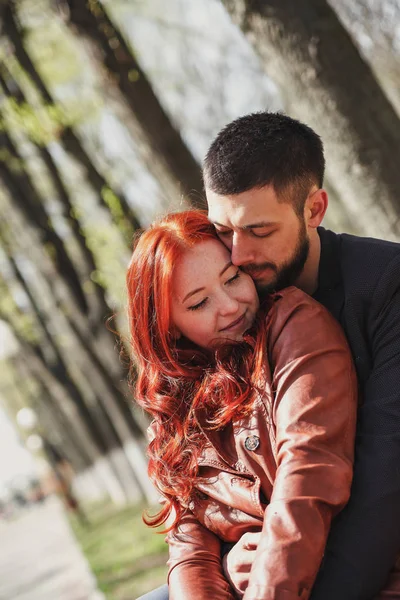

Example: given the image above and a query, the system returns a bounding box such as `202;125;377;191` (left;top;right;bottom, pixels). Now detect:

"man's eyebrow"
243;222;274;229
213;221;274;230
211;221;230;228
182;262;232;303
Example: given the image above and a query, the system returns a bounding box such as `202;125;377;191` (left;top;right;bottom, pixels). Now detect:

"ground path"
0;497;104;600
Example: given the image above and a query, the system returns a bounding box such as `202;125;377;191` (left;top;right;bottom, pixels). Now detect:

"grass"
69;501;168;599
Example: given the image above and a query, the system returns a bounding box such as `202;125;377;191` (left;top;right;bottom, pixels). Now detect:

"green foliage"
1;96;100;145
88;0;103;17
22;13;104;124
3;98;63;144
0;279;40;344
70;501;168;599
0;144;24;172
25;19;80;87
80;219;127;307
101;186;135;243
101;186;125;221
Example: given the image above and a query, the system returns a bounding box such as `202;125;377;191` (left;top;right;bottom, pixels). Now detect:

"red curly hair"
127;211;271;529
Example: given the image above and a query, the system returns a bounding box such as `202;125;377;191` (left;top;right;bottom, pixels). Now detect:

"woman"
127;210;357;600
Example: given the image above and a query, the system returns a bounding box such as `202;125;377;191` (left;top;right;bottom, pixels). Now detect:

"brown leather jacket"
164;287;358;600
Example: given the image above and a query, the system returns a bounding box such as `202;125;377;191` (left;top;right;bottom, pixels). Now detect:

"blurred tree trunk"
221;0;400;240
0;182;154;496
0;231;152;500
1;19;148;440
32;393;93;474
15;350;130;505
0;67;146;431
0;235;136;500
10;364;92;475
0;307;135;503
0;130;146;446
1;2;141;243
0;130;89;315
66;315;145;436
0;2;157;504
0;64;124;325
0;303;116;458
29;144;112;317
61;0;205;207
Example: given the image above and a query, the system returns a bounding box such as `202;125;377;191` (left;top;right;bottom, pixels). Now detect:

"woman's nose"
218;292;239;316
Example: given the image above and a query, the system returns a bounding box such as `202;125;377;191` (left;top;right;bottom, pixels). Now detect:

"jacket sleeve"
244;288;357;600
311;259;400;600
167;510;235;600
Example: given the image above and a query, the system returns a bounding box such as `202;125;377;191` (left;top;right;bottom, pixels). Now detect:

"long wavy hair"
127;211;272;529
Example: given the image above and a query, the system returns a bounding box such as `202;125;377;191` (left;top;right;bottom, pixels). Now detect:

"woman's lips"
220;312;246;332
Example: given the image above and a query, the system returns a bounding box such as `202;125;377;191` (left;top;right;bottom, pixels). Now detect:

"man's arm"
311;267;400;599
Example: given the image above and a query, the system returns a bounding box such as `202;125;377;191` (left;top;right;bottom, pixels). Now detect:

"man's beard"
244;219;310;296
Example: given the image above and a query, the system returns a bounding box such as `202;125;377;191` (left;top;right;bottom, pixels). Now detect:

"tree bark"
221;0;400;240
0;304;142;500
0;46;151;440
1;3;142;241
0;151;145;435
0;143;144;438
62;0;205;207
14;349;130;505
0;132;90;314
1;217;152;499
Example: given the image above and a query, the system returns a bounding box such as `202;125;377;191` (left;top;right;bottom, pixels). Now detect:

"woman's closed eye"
187;298;208;311
187;271;240;310
225;269;241;285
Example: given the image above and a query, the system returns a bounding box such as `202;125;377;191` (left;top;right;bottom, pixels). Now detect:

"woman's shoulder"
265;286;345;346
268;285;327;316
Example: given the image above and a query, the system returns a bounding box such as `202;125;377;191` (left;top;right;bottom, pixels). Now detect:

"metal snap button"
244;435;260;451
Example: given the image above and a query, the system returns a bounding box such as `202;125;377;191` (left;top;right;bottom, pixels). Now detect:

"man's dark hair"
203;112;325;216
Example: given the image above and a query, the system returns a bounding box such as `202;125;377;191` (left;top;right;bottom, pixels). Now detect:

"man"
139;112;400;599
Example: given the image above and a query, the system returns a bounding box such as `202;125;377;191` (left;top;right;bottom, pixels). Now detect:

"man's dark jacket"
310;227;400;599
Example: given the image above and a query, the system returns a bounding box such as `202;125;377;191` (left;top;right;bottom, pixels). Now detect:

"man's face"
207;185;310;295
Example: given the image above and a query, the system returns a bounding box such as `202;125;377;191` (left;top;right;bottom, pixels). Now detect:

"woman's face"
170;239;259;349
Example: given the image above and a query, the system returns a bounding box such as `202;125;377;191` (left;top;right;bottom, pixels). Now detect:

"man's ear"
305;188;328;229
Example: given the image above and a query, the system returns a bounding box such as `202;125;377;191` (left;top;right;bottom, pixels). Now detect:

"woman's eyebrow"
183;286;205;303
220;261;232;276
182;261;232;303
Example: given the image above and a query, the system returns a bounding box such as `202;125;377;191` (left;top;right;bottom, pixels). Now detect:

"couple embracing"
128;112;400;600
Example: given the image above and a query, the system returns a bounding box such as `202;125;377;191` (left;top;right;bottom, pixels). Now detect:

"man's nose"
231;234;255;266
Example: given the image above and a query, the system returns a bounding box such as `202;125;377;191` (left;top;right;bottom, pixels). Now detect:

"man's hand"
222;532;261;597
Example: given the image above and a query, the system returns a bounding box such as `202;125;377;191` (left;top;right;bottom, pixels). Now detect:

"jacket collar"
314;227;344;323
195;405;239;470
317;227;342;289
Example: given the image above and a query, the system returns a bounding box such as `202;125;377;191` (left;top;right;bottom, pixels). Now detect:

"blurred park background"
0;0;400;598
